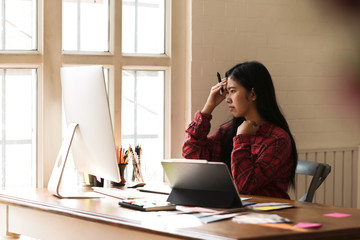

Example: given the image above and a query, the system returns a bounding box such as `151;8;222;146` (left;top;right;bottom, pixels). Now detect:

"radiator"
288;146;359;208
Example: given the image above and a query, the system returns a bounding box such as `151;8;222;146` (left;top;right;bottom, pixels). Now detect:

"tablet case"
161;160;243;208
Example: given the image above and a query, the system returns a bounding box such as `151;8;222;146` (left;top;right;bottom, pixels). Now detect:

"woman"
182;61;297;199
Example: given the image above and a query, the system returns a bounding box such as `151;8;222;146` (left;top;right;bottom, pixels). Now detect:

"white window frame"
0;0;188;188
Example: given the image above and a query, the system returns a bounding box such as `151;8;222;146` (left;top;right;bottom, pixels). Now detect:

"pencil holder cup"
112;164;127;186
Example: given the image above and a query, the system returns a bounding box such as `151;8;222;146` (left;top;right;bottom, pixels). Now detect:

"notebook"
118;199;176;211
161;159;251;208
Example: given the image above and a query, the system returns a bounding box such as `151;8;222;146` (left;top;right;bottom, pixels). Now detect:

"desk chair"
295;160;331;202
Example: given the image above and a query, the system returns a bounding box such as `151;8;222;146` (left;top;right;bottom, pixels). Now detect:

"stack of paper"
232;213;291;224
247;202;294;211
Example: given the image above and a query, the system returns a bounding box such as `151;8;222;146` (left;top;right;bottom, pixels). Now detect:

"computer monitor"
48;65;120;198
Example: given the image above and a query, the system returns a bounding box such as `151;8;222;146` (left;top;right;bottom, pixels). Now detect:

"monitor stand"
47;123;101;199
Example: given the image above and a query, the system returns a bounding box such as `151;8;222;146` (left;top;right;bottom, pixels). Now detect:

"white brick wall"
189;0;360;150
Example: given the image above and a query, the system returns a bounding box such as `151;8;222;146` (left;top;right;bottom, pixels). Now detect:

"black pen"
217;72;223;95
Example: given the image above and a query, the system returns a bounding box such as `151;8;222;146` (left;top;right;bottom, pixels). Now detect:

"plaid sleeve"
185;111;212;139
231;131;293;195
182;111;223;161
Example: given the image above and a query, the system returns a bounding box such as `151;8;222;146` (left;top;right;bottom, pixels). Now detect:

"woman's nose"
226;95;231;103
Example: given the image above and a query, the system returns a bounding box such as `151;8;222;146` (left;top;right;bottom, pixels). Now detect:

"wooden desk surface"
0;188;360;240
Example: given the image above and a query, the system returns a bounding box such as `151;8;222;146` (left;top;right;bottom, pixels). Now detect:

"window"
0;0;179;190
61;0;167;183
0;0;37;51
121;70;164;181
63;0;109;52
0;69;37;189
121;0;167;182
0;0;38;190
122;0;165;54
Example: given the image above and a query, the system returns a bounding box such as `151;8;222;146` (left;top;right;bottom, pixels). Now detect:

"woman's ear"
250;88;257;101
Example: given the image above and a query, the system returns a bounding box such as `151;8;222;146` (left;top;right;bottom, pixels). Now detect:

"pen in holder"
112;146;130;186
114;145;144;186
129;145;143;183
132;152;144;183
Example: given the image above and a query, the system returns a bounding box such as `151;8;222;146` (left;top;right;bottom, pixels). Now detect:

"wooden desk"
0;189;360;240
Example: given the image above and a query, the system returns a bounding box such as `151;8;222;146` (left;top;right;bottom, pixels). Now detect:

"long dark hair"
221;61;297;188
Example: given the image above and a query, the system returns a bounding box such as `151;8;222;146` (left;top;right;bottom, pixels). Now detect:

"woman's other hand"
236;120;260;135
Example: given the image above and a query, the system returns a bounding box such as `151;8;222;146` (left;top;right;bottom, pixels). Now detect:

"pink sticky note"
323;212;351;218
293;222;322;229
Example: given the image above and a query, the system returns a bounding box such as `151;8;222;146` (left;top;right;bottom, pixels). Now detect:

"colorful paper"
323;212;351;218
293;222;322;229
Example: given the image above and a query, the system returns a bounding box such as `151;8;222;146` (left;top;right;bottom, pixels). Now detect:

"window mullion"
77;0;81;50
1;69;5;188
133;71;137;146
134;0;138;53
1;0;5;49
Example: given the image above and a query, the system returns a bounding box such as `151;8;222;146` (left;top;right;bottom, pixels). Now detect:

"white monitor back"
61;65;120;182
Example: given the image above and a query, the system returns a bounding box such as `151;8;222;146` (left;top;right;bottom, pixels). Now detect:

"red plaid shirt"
182;111;294;199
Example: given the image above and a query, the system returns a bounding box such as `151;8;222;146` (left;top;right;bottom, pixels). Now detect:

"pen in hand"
217;72;223;95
